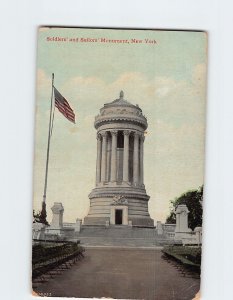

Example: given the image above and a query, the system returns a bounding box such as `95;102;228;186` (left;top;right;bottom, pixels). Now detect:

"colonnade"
96;130;145;186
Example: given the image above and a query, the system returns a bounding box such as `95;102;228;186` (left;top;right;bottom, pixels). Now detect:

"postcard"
32;27;207;300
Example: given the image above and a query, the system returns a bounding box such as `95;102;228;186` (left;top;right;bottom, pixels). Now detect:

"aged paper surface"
32;27;207;300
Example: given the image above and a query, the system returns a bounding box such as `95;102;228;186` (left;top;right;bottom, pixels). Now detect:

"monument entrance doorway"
115;209;123;225
110;205;128;225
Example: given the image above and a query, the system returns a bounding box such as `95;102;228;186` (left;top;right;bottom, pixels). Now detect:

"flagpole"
41;73;54;224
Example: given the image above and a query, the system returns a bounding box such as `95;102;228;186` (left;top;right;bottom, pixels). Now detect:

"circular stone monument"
84;91;154;227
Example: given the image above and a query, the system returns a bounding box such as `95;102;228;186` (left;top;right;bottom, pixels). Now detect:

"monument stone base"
84;186;154;227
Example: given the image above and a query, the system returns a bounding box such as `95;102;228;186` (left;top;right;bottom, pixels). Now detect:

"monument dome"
84;91;154;227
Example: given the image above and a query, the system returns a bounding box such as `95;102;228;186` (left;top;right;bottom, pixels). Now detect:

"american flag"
54;87;75;123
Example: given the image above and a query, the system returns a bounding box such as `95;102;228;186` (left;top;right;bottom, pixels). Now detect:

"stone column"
96;133;102;185
133;132;139;184
139;134;145;185
110;130;118;182
123;130;130;182
106;136;111;181
101;132;107;182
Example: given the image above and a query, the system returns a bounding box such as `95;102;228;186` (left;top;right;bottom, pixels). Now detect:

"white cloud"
36;69;52;105
37;69;50;90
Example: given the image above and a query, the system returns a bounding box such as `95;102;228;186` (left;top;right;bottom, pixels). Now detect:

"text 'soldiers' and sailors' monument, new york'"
84;91;154;227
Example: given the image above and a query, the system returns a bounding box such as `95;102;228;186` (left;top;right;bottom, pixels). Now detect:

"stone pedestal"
175;204;191;232
175;204;192;240
50;202;64;235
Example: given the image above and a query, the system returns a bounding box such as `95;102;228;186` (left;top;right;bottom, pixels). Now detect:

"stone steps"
76;225;157;239
77;236;158;247
71;226;176;247
41;223;177;247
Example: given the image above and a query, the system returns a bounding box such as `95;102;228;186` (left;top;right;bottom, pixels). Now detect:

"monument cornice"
94;115;148;130
88;189;150;201
89;193;150;201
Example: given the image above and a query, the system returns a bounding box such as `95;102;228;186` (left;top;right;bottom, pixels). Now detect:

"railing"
63;222;76;228
32;240;85;281
162;245;201;274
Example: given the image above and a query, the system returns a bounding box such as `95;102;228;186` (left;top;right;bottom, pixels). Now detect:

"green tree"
33;202;49;225
166;185;203;230
33;209;41;223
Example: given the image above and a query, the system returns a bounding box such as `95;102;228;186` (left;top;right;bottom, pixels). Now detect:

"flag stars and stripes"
54;87;76;123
